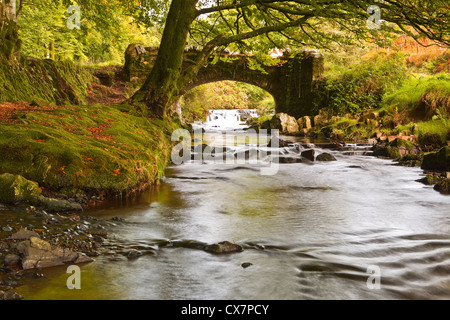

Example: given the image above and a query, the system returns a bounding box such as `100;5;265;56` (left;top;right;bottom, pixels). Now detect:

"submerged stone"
204;241;244;254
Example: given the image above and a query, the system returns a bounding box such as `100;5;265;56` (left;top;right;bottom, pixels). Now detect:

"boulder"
269;113;299;134
0;174;82;212
0;174;42;204
421;147;450;172
30;236;51;251
267;137;291;148
14;237;93;270
316;153;337;162
204;241;244;254
313;114;327;127
7;229;40;241
313;109;331;127
434;179;449;194
297;116;312;130
301;149;316;161
31;196;83;213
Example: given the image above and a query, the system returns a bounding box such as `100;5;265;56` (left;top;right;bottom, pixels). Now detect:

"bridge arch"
123;45;324;119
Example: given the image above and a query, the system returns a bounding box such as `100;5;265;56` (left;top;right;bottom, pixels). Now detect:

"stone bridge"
123;44;324;119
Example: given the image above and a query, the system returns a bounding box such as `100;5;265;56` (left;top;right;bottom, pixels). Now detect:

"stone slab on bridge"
123;44;324;119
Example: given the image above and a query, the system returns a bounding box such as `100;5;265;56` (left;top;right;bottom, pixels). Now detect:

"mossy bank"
0;56;180;205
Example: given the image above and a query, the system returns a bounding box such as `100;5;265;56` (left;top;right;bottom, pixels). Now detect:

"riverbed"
11;131;450;300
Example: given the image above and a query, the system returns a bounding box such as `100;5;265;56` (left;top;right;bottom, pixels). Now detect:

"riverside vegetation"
0;0;449;300
248;49;450;194
0;45;449;300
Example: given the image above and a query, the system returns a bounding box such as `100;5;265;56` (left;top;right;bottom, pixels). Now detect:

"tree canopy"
128;0;449;117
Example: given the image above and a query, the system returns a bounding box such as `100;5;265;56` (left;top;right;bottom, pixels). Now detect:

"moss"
0;103;179;196
0;56;93;105
421;146;450;172
434;179;450;194
386;146;401;159
0;173;42;203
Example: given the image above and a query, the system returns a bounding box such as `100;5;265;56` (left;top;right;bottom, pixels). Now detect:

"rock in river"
0;173;42;203
301;149;316;161
0;173;83;212
7;229;40;240
316;153;337;162
6;231;93;270
204;241;244;254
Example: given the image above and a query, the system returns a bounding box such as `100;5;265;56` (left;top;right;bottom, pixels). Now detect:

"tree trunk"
131;0;199;118
0;0;21;60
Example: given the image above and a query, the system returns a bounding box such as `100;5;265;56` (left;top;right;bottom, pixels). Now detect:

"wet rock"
434;179;449;194
301;149;316;161
0;174;83;212
0;291;23;300
18;238;93;270
421;147;449;172
31;196;83;213
30;236;51;251
126;249;143;260
204;241;244;254
4;254;20;267
0;280;21;287
267;138;291;148
0;173;42;204
241;262;253;269
7;229;40;240
316;153;337;162
111;217;125;222
275;156;304;164
73;253;94;264
1;225;13;232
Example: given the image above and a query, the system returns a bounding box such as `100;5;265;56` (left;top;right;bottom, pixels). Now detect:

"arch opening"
177;80;275;124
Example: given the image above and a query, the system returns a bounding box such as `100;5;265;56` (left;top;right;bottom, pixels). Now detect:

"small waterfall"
193;109;258;132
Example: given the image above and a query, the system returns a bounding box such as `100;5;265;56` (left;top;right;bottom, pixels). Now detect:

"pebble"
1;225;13;232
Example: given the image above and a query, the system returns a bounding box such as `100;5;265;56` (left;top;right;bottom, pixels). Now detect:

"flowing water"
13;110;450;300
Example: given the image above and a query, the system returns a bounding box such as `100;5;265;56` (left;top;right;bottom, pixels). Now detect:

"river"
14;110;450;300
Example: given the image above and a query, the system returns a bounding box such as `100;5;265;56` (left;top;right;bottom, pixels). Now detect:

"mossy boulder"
0;173;42;204
421;147;450;172
316;153;337;162
434;179;450;194
0;173;82;212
